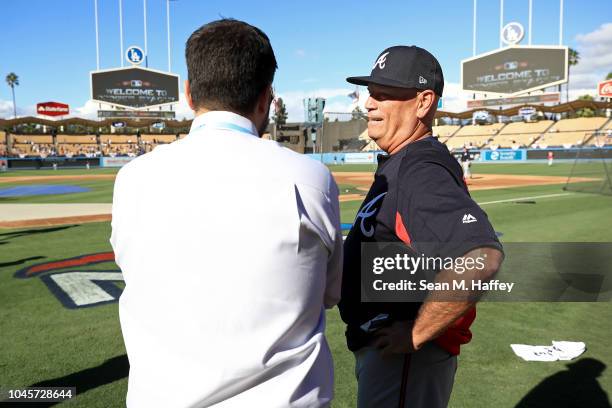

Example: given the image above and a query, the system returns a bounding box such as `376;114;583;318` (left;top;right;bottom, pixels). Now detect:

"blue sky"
1;0;610;121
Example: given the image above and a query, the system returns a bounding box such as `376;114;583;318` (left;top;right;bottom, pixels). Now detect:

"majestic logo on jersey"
15;252;122;309
355;192;387;237
462;214;477;224
373;52;390;70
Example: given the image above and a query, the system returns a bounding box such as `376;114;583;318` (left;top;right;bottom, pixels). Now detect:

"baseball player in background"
339;46;504;408
548;151;554;166
460;147;472;178
111;19;343;408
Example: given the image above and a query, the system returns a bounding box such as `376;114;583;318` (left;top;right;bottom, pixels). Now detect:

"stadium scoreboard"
90;67;179;110
462;46;568;96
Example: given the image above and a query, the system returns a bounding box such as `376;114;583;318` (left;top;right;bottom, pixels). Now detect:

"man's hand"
371;321;417;358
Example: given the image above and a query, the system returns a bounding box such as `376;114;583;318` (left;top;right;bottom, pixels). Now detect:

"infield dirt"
0;172;595;227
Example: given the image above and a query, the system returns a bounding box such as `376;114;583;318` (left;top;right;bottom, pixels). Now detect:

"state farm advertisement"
37;101;69;117
598;80;612;98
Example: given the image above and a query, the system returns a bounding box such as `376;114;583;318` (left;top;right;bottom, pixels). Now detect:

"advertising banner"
467;93;560;108
100;156;135;168
597;80;612;98
37;101;69;117
344;152;377;164
482;149;526;161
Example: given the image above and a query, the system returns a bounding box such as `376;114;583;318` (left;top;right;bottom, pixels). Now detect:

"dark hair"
185;19;277;116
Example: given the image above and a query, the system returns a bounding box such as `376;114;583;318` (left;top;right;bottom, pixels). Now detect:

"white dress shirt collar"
189;110;259;137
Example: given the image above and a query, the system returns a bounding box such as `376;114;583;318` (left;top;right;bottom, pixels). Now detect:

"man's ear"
185;79;195;111
256;86;273;114
416;90;436;121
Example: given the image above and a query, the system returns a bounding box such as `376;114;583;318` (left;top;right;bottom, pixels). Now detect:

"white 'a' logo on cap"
373;52;390;70
419;76;428;84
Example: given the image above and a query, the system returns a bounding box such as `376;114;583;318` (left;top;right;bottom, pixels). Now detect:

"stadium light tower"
166;0;177;72
499;0;504;48
559;0;564;45
528;0;533;45
119;0;125;67
143;0;148;68
472;0;477;56
94;0;100;70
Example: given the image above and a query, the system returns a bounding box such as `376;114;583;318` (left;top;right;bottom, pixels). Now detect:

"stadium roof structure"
0;116;192;129
435;100;612;120
1;100;610;130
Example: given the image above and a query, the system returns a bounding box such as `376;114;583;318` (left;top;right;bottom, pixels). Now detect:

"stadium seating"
432;125;461;144
445;136;491;150
140;134;177;143
0;132;6;155
12;135;53;144
454;123;506;136
102;143;139;156
432;125;460;138
57;134;97;144
548;117;608;132
443;123;505;150
57;143;100;156
11;143;55;155
581;118;612;146
488;120;554;148
536;117;609;147
361;139;379;151
11;143;33;154
537;131;591;148
100;135;138;144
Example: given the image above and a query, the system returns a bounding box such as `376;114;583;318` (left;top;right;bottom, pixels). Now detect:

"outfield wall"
1;147;610;170
1;157;101;169
307;147;612;164
100;157;136;167
0;156;140;170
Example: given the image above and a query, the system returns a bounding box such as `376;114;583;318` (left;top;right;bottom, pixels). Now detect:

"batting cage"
563;132;612;195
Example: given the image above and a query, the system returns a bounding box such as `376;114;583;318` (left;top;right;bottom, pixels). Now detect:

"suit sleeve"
397;163;502;259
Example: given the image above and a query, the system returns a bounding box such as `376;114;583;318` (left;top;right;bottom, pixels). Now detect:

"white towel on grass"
511;341;586;361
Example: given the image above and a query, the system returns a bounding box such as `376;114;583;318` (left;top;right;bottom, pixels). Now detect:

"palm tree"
5;72;19;118
273;97;288;126
567;48;580;103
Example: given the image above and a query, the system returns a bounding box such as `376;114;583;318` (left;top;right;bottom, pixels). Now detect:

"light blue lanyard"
191;121;257;137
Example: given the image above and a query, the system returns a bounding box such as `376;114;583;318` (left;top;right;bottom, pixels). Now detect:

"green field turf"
1;163;611;407
0;168;120;178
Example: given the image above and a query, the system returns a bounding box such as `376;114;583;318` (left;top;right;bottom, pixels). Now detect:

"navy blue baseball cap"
347;46;444;97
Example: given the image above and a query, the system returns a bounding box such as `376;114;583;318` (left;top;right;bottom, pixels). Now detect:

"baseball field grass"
1;162;611;407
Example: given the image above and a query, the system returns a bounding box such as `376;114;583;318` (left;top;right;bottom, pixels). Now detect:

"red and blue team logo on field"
15;225;355;309
15;252;123;309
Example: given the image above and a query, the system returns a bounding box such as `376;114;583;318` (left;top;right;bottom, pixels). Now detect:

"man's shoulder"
115;143;173;180
394;139;464;194
256;139;334;193
400;138;459;172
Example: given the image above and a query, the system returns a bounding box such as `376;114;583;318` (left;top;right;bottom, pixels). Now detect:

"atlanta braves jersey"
338;136;502;355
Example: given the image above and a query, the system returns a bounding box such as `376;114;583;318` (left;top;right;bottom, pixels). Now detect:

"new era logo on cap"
346;45;444;97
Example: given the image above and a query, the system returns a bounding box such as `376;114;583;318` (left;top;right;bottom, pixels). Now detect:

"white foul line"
478;193;573;206
341;192;574;236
